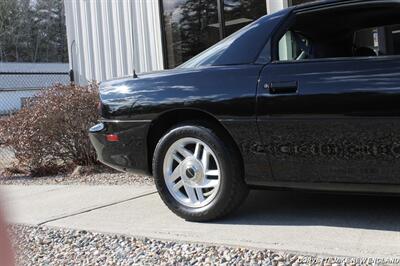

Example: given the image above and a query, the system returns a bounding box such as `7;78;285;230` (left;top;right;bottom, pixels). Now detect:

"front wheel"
152;122;248;222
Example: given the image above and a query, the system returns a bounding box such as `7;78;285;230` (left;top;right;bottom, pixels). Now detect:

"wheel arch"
147;108;243;176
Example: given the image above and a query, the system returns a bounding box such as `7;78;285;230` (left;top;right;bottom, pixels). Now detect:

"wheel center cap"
185;167;196;178
182;159;203;184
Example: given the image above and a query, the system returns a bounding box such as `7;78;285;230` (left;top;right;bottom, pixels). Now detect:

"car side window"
278;31;311;61
275;3;400;62
353;27;379;57
353;26;400;57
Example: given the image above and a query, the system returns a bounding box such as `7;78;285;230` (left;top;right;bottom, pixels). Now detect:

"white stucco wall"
64;0;164;85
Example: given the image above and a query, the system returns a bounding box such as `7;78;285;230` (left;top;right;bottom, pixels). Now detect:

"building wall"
64;0;164;84
64;0;292;85
267;0;289;14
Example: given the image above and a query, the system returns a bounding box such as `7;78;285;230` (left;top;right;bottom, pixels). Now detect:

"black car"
90;0;400;221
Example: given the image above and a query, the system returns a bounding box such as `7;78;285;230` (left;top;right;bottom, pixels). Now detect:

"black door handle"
266;81;298;95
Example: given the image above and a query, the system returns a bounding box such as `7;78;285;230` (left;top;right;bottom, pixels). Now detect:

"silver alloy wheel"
163;137;221;208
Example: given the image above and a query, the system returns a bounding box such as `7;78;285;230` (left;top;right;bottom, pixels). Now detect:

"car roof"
292;0;393;10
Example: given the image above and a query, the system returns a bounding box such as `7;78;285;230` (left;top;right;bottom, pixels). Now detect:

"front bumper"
89;120;151;175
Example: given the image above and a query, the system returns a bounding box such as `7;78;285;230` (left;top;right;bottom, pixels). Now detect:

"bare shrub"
0;83;99;176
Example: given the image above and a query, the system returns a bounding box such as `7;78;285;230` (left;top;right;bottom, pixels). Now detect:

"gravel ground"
0;172;153;186
10;225;389;266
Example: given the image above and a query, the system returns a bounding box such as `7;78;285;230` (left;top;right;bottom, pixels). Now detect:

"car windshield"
178;22;257;69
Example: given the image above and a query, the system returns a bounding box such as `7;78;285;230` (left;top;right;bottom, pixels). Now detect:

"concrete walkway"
2;184;400;258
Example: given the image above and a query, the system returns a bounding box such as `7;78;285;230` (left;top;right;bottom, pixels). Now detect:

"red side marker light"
106;134;119;142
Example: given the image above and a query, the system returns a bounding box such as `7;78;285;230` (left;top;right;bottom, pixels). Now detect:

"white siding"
64;0;164;85
266;0;289;14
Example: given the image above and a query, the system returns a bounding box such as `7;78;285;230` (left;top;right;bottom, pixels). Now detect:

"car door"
256;56;400;184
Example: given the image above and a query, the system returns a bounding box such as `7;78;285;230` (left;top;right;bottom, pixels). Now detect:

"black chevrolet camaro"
90;0;400;221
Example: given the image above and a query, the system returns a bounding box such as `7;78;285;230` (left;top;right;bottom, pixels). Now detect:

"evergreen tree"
0;0;68;63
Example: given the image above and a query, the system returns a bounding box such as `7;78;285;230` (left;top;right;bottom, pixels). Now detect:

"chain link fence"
0;64;71;170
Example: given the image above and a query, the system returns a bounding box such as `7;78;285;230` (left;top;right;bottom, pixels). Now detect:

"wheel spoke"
205;169;219;176
172;153;182;163
184;184;197;203
168;165;181;182
177;145;192;158
203;189;214;197
195;188;205;201
198;179;219;188
201;149;209;170
173;179;184;192
193;143;201;159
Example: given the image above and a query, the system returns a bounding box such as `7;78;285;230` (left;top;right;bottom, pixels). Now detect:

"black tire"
152;121;249;222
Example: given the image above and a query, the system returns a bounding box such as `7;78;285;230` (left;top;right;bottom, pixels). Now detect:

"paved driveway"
2;185;400;258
